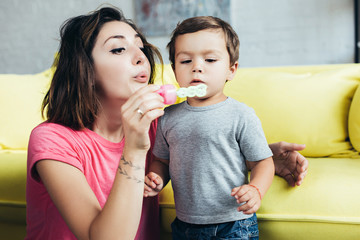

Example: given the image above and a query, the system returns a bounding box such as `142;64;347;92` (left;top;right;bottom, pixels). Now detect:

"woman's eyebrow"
104;35;124;45
103;34;141;45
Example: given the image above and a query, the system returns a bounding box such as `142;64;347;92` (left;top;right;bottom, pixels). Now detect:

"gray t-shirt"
153;97;273;224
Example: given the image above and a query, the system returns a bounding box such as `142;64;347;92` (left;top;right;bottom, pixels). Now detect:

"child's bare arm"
231;157;274;214
144;156;170;197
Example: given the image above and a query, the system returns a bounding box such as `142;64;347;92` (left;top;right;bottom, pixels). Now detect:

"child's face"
173;29;237;106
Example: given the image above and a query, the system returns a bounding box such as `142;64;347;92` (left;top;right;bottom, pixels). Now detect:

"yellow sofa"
1;64;360;239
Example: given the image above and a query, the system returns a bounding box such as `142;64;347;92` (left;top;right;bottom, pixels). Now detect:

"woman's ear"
227;61;238;82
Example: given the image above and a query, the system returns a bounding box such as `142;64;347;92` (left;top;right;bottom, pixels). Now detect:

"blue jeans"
171;214;259;240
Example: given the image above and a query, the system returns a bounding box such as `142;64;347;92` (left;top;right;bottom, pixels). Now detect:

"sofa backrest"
225;64;360;157
0;69;52;150
349;84;360;152
156;64;360;157
1;64;360;157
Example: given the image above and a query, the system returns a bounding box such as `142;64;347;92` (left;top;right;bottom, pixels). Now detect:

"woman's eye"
110;47;125;54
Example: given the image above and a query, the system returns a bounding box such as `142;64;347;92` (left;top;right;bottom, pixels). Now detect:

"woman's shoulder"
29;122;88;148
31;122;78;138
34;121;70;130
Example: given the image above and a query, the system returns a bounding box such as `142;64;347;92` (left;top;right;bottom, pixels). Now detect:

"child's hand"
231;184;261;214
144;172;164;197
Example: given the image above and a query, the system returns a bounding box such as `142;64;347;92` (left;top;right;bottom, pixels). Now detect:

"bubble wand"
156;84;207;105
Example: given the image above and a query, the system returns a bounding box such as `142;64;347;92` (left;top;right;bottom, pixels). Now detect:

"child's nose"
192;68;202;73
192;61;203;73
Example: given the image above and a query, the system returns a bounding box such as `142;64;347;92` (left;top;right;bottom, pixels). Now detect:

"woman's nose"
133;47;147;65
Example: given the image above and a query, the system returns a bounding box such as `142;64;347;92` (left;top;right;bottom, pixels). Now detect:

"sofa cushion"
224;64;360;157
0;150;27;239
0;70;52;150
0;150;27;221
159;157;360;239
349;84;360;152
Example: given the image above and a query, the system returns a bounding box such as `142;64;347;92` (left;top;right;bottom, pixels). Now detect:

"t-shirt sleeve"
238;108;273;161
27;123;84;182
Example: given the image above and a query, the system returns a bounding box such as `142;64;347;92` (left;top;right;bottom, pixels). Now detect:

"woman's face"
92;21;151;102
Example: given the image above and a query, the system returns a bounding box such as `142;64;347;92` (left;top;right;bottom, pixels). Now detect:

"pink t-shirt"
26;121;159;240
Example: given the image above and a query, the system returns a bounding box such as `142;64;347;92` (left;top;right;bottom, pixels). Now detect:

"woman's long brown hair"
42;6;162;130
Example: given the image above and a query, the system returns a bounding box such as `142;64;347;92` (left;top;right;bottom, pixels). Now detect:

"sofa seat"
159;157;360;240
0;150;27;239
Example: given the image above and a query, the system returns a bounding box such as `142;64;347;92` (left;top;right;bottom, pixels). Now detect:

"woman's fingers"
122;85;165;129
122;85;163;115
121;85;165;151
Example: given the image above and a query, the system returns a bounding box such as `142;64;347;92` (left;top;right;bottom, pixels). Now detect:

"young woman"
26;7;165;240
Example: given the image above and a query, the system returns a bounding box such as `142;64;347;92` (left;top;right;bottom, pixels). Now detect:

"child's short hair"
167;16;239;67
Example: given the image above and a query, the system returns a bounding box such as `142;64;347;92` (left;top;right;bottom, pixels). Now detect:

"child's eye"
180;60;192;64
206;59;217;63
110;47;125;54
